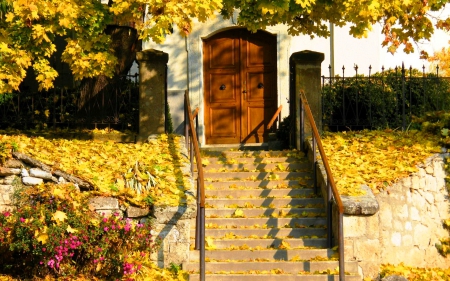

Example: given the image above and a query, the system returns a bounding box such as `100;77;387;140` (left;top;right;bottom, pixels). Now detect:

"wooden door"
203;29;277;144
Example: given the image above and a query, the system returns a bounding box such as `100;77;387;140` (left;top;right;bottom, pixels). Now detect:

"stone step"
189;228;327;239
196;217;327;228
187;273;362;281
204;207;325;218
189;238;327;249
189;248;335;261
202;171;312;181
205;188;315;198
205;198;324;208
184;260;359;274
220;151;305;158
204;156;309;165
205;180;314;190
202;162;311;173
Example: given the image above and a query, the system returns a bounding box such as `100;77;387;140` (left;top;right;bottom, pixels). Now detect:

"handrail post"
300;102;305;151
200;206;206;281
327;180;333;248
312;137;318;195
339;212;345;281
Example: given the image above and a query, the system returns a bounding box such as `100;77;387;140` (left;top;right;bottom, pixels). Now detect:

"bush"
0;183;157;280
322;69;450;131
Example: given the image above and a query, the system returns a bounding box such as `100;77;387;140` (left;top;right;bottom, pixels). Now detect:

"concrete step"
203;171;312;181
190;228;327;239
205;188;315;198
205;198;324;208
189;238;327;249
204;156;309;165
184;260;359;274
187;273;362;281
189;248;335;261
204;207;325;218
205;180;314;190
202;162;311;172
197;217;327;228
219;150;305;158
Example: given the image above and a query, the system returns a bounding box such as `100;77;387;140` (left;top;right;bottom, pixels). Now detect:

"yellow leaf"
233;208;244;218
37;233;49;244
278;240;291;249
205;236;216;250
52;188;65;199
52;210;67;224
66;225;78;233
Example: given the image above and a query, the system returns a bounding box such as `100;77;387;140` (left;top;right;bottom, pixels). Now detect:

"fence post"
136;49;169;142
289;51;324;149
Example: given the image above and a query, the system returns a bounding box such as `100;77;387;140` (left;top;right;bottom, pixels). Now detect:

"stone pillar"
136;49;169;142
290;50;324;149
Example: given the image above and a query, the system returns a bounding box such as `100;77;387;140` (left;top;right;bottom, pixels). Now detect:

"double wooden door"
203;29;277;144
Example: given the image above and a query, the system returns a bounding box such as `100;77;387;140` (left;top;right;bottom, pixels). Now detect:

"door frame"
187;22;291;145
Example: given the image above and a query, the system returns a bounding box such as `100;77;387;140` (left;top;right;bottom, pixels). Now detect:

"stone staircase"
185;149;361;281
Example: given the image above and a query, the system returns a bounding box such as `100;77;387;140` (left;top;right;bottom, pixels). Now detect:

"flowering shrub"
0;182;158;280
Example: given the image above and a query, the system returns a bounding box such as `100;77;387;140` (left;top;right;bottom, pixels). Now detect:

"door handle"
243;81;247;100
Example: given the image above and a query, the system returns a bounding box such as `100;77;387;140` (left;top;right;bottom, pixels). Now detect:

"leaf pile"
377;263;450;281
321;130;441;195
0;133;190;207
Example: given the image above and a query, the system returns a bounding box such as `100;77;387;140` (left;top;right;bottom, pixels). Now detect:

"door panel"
203;29;277;144
210;107;238;137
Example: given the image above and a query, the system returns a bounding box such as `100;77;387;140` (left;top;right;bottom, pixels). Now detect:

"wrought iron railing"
184;91;205;281
322;64;450;131
0;74;139;132
300;90;345;281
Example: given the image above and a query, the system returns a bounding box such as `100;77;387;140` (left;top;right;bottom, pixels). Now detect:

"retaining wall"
309;141;450;278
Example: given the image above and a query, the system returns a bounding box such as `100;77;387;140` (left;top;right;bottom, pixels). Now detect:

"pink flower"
104;227;109;232
102;217;108;223
19;217;25;223
47;259;55;268
3;211;10;217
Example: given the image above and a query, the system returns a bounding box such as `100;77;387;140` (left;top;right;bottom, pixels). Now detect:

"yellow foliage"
322;130;441;195
0;133;189;207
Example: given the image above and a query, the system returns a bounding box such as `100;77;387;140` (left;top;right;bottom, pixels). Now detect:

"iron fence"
322;64;450;131
0;74;139;132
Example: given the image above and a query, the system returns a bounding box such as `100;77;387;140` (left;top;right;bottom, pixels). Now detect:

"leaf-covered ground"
0;131;191;207
364;263;450;281
321;130;442;196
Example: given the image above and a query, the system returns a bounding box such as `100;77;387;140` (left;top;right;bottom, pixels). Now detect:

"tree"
0;0;222;94
428;41;450;76
1;0;450;94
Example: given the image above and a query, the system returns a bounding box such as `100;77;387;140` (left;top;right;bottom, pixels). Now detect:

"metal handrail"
184;91;206;281
299;90;345;281
267;105;283;130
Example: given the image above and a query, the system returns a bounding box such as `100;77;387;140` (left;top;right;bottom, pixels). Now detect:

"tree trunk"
77;25;142;123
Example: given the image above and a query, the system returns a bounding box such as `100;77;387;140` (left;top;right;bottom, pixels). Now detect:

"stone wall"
0;135;196;268
308;140;450;278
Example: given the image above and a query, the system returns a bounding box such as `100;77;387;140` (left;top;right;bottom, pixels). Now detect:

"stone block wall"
308;140;450;278
0;135;196;268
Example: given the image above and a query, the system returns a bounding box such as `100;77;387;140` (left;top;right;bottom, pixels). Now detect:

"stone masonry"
0;135;196;268
309;139;450;278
